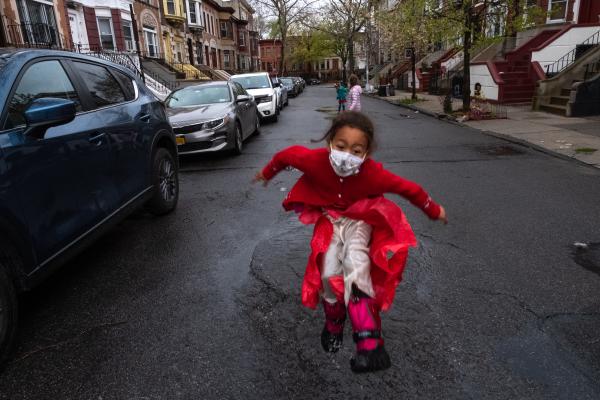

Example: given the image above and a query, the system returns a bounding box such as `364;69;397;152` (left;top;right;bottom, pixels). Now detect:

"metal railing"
545;29;600;77
2;17;69;49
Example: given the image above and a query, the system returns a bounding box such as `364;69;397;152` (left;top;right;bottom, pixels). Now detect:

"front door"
68;11;82;49
187;38;194;65
0;59;113;267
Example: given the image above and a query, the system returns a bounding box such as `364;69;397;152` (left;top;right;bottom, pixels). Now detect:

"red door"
578;0;600;23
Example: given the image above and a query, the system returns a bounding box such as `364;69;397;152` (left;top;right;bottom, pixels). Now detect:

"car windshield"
232;75;270;90
166;85;231;107
281;78;294;85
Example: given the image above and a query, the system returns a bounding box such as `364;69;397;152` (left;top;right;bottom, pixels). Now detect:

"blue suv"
0;49;179;364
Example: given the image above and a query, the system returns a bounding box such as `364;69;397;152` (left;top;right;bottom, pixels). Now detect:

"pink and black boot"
347;288;391;373
321;299;346;353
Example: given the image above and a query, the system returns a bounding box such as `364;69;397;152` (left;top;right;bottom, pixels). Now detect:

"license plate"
176;136;185;145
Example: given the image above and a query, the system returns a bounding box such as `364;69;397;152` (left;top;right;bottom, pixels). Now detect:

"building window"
97;17;115;51
239;30;245;46
223;50;231;68
188;0;198;24
220;21;233;38
17;0;60;46
144;27;158;57
203;12;207;30
167;0;176;15
548;0;568;21
122;20;135;51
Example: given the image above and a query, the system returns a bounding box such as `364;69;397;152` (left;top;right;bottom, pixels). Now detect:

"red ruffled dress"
261;146;441;311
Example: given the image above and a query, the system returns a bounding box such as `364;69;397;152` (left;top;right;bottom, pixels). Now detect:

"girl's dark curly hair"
313;111;376;152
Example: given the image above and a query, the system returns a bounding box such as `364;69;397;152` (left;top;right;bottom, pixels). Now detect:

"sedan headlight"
256;96;273;104
202;115;230;130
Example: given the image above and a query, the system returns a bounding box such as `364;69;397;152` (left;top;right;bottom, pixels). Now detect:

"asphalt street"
1;86;599;399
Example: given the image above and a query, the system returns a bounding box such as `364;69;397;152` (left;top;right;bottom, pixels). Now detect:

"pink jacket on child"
348;84;362;111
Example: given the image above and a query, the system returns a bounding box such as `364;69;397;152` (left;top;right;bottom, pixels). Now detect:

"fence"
1;16;70;49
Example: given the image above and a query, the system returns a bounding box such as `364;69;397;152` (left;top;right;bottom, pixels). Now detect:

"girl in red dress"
254;111;447;373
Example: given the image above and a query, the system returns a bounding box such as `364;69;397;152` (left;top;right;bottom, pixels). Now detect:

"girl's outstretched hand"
252;171;268;186
438;206;448;224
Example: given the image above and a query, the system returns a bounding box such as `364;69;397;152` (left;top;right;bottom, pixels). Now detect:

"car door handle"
140;114;151;123
88;132;106;146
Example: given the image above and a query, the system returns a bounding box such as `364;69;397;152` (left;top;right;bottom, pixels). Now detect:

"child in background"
253;111;447;373
347;74;362;111
336;82;348;113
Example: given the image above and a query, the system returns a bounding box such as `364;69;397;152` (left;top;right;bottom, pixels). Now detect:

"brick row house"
1;0;259;84
258;37;342;80
374;0;600;116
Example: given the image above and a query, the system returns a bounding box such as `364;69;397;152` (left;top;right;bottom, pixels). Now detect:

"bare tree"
301;0;369;81
253;0;316;73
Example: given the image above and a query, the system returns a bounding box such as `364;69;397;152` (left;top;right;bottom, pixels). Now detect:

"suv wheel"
0;251;18;367
233;122;243;155
253;113;261;135
147;147;179;215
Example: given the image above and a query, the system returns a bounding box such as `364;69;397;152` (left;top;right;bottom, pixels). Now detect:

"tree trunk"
462;10;472;112
507;0;521;37
348;37;355;74
279;32;286;74
411;47;416;100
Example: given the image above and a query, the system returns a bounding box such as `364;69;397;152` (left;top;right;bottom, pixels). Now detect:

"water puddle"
475;145;525;156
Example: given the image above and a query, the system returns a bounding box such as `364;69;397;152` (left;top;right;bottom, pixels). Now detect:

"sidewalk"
369;90;600;168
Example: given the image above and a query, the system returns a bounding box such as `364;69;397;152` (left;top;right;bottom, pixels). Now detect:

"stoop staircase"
493;29;560;104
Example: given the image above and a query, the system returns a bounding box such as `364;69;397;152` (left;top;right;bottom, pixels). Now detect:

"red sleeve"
261;145;314;180
378;168;441;220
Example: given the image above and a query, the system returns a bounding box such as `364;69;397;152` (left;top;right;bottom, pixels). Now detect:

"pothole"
475;145;525;156
572;242;600;276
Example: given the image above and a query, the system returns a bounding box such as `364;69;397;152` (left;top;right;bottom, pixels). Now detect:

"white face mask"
329;146;366;177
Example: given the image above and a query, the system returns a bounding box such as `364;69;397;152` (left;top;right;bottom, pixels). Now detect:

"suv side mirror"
236;94;250;103
273;82;281;88
24;98;76;139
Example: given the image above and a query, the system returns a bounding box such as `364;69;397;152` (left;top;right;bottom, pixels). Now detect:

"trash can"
387;84;395;96
378;85;388;97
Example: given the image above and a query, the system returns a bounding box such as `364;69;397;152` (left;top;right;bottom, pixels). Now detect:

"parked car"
308;77;321;85
280;77;299;97
0;48;179;364
292;77;304;93
165;81;259;155
298;77;306;90
230;72;279;122
271;77;288;110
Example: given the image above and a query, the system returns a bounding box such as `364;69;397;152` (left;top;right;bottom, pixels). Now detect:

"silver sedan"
165;81;260;155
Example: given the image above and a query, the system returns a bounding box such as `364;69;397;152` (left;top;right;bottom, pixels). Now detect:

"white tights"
321;216;375;305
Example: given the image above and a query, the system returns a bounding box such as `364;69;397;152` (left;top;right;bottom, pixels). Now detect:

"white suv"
230;72;279;122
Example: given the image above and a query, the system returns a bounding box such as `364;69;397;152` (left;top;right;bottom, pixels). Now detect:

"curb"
367;94;600;170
